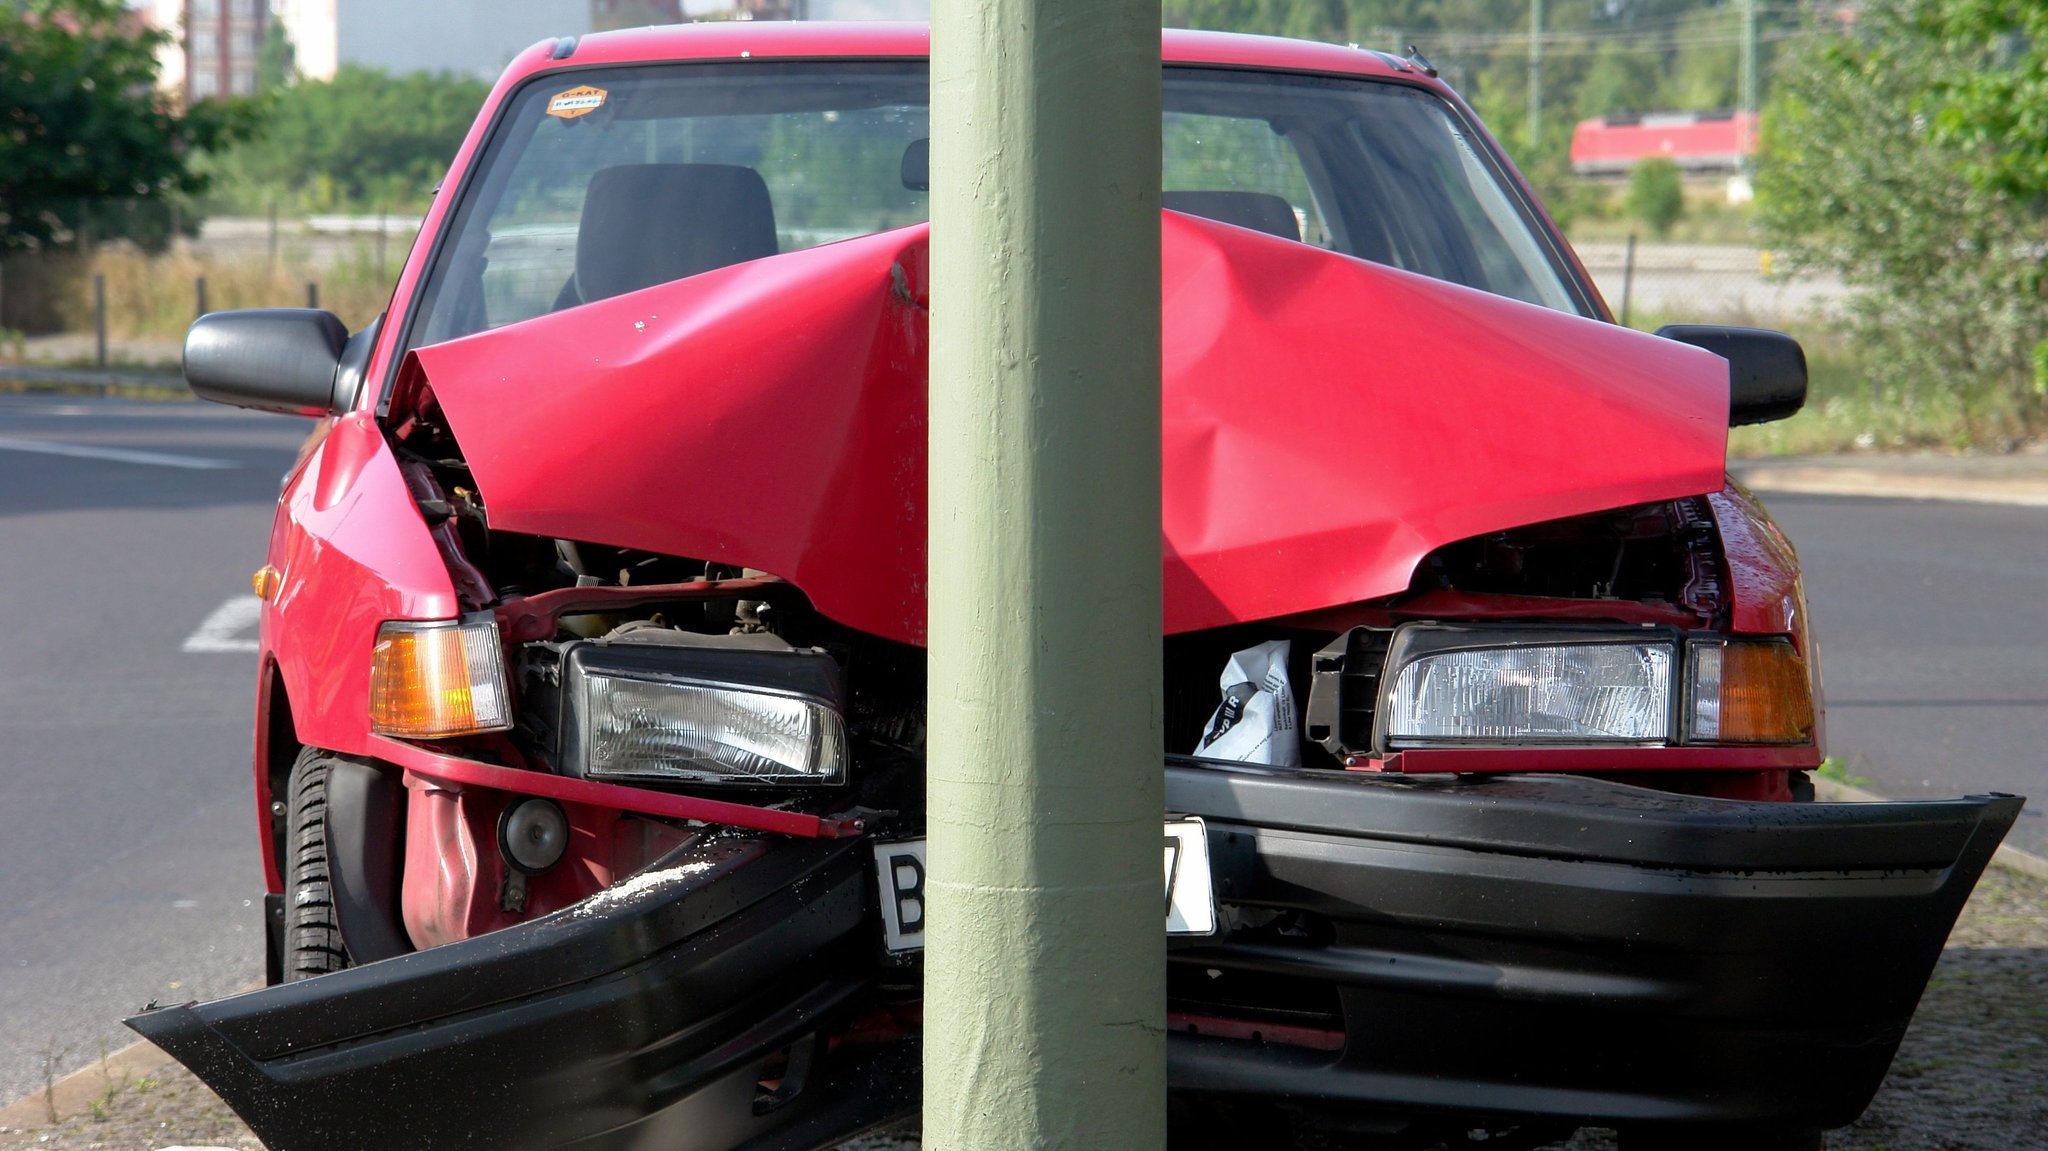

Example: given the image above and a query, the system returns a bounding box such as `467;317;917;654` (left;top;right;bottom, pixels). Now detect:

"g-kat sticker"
546;85;608;119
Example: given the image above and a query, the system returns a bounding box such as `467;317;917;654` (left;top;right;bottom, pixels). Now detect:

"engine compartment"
394;403;1738;781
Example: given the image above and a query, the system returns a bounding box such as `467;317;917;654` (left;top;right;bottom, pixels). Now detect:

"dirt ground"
4;866;2042;1151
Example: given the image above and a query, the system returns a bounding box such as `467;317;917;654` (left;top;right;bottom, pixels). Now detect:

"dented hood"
410;215;1728;644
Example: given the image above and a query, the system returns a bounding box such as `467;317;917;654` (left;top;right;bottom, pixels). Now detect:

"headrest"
575;164;779;302
1162;191;1302;242
901;138;929;191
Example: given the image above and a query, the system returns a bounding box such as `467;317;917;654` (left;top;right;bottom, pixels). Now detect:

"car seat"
560;163;780;308
1162;190;1301;242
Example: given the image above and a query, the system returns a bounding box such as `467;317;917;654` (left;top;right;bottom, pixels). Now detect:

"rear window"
405;61;1586;355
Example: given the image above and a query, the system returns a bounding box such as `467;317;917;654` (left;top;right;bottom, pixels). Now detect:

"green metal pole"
926;0;1165;1147
1739;0;1758;176
1527;0;1544;154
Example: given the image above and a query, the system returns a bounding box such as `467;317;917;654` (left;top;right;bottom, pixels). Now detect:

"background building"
143;0;930;100
592;0;685;31
274;0;592;82
142;0;267;102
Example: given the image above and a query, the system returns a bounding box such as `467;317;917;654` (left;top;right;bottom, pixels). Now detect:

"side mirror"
184;308;350;417
1655;324;1808;427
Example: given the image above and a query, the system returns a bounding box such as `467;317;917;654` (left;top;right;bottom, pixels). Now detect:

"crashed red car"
133;21;2020;1151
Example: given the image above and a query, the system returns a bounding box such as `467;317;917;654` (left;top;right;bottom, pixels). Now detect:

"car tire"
283;749;352;981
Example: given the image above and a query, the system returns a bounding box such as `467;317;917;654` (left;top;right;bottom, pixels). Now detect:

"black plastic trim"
1162;762;2021;1130
1657;323;1808;426
128;834;876;1150
184;308;347;416
322;758;413;965
143;762;2020;1146
1164;758;2008;871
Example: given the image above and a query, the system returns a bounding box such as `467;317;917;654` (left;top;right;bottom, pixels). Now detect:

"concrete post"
1739;0;1758;173
1527;0;1544;153
926;0;1165;1148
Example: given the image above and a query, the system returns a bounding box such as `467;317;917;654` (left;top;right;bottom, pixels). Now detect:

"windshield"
406;61;1586;353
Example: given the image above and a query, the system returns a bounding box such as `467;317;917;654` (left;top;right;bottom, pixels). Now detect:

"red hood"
409;215;1728;645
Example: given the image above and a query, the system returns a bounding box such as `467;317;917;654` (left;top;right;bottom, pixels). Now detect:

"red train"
1571;110;1759;175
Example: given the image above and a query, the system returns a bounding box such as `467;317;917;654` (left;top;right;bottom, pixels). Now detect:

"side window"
1162;112;1331;247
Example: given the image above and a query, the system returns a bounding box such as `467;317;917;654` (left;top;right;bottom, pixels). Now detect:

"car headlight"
1380;626;1675;747
549;635;848;787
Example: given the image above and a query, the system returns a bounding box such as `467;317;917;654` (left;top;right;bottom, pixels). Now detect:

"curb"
1731;461;2048;508
0;1039;175;1132
1815;777;2048;881
0;365;185;397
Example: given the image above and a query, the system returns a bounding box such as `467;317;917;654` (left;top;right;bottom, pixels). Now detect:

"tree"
1922;0;2048;203
1162;0;1792;176
1756;0;2048;438
0;0;254;251
1625;157;1684;238
258;15;297;91
204;66;489;213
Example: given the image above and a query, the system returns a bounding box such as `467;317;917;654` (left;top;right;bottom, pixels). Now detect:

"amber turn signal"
368;617;513;738
1686;639;1814;744
252;565;281;600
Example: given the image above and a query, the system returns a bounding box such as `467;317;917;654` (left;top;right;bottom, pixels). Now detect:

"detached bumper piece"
127;835;914;1151
1162;762;2022;1136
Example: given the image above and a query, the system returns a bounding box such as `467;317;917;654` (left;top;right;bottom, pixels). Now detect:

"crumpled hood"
409;214;1728;644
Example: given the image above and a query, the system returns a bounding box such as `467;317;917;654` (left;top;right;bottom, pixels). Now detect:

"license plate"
873;818;1216;954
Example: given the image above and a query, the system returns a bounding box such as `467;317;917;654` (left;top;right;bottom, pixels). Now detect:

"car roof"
498;21;1428;90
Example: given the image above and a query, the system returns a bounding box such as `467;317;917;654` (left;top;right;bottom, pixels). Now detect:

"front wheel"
282;749;351;981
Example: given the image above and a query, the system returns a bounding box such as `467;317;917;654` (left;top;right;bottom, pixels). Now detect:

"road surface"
1755;491;2048;853
0;392;303;1104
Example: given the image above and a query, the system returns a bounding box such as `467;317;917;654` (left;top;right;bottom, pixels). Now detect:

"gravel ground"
5;866;2042;1151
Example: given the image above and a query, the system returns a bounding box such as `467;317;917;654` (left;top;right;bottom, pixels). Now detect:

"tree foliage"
204;66;488;213
1921;0;2048;202
1625;158;1684;238
1756;0;2048;438
1162;0;1784;169
0;0;254;251
258;15;297;91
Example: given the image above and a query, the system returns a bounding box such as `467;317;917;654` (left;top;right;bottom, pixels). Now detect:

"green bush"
1756;0;2048;443
1625;158;1685;239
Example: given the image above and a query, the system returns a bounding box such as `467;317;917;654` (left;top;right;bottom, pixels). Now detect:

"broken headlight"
1379;625;1675;747
534;630;847;787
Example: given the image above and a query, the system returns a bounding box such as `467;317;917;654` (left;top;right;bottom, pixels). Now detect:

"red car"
132;22;2019;1151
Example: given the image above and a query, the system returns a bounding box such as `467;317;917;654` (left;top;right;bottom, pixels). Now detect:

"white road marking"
0;435;238;470
182;597;263;653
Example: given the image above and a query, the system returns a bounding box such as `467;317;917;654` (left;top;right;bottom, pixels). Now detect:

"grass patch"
1815;757;1874;789
1613;310;1988;455
13;239;405;345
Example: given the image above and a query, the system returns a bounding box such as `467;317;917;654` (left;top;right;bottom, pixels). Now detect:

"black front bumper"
129;833;917;1151
1162;763;2022;1135
130;765;2019;1149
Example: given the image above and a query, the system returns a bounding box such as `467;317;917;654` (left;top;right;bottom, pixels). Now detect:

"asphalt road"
0;392;306;1105
1755;491;2048;855
0;391;2041;1108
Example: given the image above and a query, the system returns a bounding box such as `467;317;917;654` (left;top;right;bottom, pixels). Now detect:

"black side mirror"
1655;324;1808;427
185;308;350;416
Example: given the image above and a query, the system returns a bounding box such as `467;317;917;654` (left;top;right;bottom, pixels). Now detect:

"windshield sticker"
546;85;608;120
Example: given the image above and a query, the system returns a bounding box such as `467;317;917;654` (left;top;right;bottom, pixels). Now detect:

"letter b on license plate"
874;818;1215;954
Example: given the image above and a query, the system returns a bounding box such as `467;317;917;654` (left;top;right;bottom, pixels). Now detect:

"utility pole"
1527;0;1544;153
1739;0;1758;173
927;0;1165;1147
